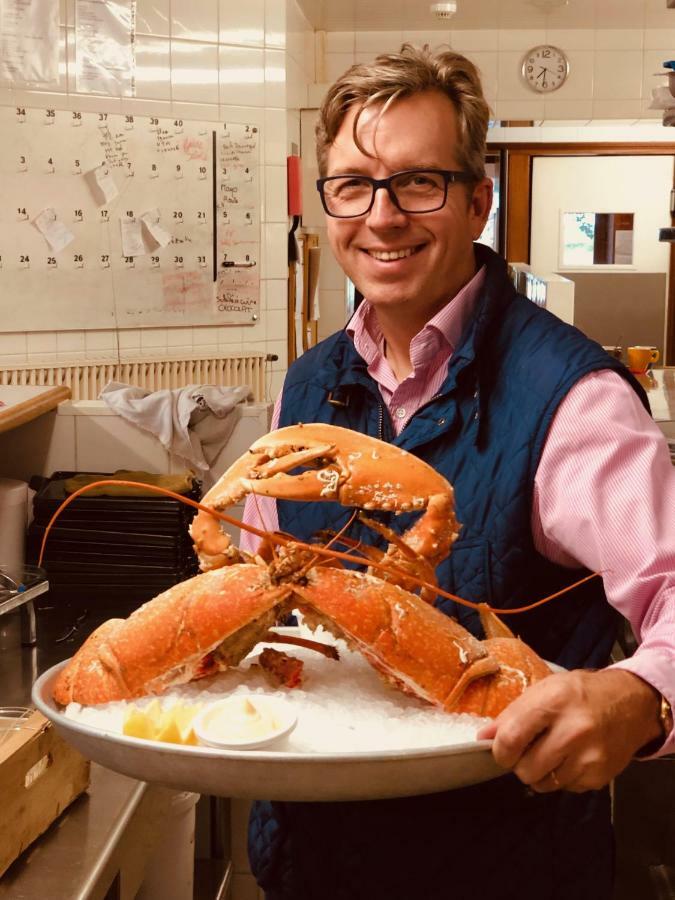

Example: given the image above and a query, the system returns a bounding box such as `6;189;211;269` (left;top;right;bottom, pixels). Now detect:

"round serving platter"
32;661;506;801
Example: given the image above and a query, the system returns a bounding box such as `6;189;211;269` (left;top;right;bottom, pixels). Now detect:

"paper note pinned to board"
120;217;146;257
140;209;172;247
33;208;75;253
85;164;119;204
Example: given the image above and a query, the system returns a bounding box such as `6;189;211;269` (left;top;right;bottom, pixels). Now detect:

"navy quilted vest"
248;245;649;900
276;245;647;666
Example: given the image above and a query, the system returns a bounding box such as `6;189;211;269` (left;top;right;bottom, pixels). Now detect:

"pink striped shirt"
241;268;675;755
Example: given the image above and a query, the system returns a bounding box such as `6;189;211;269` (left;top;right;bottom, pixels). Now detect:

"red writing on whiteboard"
162;271;211;311
182;137;208;161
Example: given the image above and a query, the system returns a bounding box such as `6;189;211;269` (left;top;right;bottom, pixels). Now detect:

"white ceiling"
296;0;674;32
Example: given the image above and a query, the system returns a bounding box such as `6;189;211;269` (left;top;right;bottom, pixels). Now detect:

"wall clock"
521;45;569;93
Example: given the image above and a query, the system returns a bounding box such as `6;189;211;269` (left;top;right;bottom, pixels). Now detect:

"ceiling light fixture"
430;2;457;20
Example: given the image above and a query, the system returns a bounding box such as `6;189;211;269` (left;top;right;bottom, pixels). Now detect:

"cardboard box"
0;710;90;878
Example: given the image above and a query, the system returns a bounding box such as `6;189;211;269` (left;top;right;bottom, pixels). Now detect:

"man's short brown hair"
316;44;490;182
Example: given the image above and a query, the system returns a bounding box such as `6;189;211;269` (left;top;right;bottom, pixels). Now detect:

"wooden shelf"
0;385;70;435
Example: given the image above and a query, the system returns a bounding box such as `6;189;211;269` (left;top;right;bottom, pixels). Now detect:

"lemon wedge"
123;699;162;740
123;701;202;745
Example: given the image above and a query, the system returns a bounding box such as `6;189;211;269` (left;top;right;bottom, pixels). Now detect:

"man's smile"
362;244;426;261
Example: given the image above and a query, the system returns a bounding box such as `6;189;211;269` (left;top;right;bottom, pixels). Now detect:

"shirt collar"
347;264;487;365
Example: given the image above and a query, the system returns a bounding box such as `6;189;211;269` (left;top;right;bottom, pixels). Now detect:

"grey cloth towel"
100;382;253;480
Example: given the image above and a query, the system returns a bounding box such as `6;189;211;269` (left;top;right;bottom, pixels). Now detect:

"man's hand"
476;668;663;793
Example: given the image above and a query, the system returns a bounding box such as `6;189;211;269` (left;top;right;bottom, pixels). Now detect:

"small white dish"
193;695;297;751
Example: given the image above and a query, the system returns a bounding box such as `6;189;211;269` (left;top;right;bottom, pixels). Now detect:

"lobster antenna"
37;479;603;617
298;509;360;576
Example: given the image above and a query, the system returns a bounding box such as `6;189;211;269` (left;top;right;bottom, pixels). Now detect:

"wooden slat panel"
505;151;532;263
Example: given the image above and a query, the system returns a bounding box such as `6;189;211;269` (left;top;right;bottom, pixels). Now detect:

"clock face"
521;45;569;93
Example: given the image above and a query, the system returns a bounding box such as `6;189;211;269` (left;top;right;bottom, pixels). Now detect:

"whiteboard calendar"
0;105;261;330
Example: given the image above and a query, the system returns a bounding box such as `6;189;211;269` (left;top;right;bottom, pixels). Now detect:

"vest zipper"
401;392;444;430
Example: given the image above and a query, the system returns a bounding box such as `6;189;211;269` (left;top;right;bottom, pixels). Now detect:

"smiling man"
319;90;491;369
244;45;675;900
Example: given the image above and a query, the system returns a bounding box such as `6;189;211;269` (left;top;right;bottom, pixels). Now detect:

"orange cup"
627;346;659;374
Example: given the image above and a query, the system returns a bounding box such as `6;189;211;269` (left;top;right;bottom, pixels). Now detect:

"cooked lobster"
52;423;551;717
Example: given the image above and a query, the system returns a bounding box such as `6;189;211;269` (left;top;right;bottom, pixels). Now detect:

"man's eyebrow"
325;167;372;176
326;163;447;177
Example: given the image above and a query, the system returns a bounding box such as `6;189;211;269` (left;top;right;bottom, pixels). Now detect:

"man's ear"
469;177;494;239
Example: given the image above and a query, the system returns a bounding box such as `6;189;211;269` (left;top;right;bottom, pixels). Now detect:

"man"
242;45;674;899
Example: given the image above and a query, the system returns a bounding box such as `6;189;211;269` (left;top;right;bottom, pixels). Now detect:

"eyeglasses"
316;168;473;219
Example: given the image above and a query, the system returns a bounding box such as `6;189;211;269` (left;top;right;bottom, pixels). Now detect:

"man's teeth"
368;247;418;261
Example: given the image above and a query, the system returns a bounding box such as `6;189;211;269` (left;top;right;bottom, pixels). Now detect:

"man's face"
324;90;492;320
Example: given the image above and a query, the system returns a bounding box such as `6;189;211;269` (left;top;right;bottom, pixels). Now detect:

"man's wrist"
634;684;672;758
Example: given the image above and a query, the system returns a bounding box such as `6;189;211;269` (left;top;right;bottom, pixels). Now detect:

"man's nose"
365;185;407;227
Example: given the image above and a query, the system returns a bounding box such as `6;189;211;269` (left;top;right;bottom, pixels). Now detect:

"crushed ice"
65;621;490;753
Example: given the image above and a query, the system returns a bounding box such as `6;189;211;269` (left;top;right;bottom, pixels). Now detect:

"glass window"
561;212;634;267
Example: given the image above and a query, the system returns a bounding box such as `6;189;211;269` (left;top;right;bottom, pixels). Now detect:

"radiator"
0;352;267;402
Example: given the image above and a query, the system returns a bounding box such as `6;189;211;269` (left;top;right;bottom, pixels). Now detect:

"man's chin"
360;291;419;311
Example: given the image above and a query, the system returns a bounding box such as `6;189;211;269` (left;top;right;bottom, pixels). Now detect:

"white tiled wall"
305;26;675;342
319;26;675;123
0;0;315;402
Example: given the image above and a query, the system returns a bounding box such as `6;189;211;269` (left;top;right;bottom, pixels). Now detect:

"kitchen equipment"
602;345;623;361
0;565;48;646
0;478;28;583
27;470;200;604
135;791;199;900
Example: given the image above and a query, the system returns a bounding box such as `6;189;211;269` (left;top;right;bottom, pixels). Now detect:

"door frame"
489;142;675;364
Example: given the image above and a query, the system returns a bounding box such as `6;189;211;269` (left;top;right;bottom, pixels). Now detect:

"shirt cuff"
610;652;675;759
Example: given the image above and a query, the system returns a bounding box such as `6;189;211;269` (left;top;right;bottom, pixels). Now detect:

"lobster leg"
448;605;552;717
478;603;518;640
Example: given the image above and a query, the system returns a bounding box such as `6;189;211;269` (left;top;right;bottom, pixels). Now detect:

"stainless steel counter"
633;367;675;423
0;606;177;900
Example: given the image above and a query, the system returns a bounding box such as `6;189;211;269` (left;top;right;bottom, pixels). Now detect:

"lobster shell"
52;566;287;706
293;568;505;712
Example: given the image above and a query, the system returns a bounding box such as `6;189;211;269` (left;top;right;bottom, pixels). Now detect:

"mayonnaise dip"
194;695;297;749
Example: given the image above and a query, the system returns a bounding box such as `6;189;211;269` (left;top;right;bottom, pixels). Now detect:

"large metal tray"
32;661;505;802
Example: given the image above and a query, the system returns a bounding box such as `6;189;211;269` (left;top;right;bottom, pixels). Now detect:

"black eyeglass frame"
316;168;474;219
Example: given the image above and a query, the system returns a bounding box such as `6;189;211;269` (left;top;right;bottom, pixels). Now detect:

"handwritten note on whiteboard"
215;124;260;317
